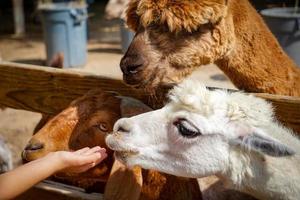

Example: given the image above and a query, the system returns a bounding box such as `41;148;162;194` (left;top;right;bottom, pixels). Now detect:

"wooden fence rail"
0;61;300;133
0;62;155;114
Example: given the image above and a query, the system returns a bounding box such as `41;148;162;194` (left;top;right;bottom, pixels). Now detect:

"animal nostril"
120;55;145;75
127;64;143;74
117;126;130;133
121;63;143;75
25;143;44;151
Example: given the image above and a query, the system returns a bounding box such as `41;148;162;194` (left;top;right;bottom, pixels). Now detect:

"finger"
95;147;106;153
76;152;103;165
74;147;90;155
98;148;107;153
70;162;96;173
87;151;107;164
94;148;106;157
95;152;108;165
78;163;95;173
82;146;102;156
81;152;107;169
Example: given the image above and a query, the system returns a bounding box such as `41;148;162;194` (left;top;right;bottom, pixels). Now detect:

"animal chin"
115;150;139;157
124;75;151;89
114;150;139;164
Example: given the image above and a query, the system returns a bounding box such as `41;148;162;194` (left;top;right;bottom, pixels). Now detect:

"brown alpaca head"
120;0;235;88
22;89;151;182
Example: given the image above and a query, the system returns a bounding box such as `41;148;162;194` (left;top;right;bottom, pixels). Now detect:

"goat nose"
24;142;44;151
120;54;145;75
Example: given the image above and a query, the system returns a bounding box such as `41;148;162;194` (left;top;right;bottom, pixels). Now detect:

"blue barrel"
39;3;87;68
120;20;135;53
261;8;300;66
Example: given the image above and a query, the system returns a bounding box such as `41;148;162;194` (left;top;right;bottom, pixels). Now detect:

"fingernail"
102;153;108;158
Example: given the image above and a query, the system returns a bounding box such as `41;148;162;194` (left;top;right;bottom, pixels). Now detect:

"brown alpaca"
120;0;300;96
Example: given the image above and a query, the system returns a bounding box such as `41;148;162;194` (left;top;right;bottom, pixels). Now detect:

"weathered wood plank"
255;93;300;134
0;61;158;114
0;61;300;134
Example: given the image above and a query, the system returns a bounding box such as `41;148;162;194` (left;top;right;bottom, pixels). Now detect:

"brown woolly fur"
127;0;140;31
127;0;228;32
121;0;300;97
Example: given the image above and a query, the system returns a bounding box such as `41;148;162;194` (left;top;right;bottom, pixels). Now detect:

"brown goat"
120;0;300;96
22;89;202;200
23;90;121;188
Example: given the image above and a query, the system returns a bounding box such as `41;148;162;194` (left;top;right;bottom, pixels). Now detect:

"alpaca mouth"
106;134;139;158
123;66;162;89
123;70;144;86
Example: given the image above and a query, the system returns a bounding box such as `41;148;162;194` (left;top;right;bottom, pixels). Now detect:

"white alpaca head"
106;79;296;178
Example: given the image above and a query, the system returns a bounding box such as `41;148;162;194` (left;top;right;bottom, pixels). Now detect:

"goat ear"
230;130;295;157
118;96;152;118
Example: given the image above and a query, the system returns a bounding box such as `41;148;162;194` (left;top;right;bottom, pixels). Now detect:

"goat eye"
94;123;108;132
173;119;201;138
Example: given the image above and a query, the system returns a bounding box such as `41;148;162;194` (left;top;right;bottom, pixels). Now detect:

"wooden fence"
0;61;300;133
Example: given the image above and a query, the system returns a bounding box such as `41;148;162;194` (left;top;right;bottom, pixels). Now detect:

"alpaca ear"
118;96;152;117
125;0;140;32
230;130;295;157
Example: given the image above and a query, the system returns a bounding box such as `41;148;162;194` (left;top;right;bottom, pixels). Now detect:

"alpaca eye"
94;123;108;132
174;119;201;138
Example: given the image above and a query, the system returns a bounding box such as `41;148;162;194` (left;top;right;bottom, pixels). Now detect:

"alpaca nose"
117;125;130;133
113;118;133;134
120;54;145;76
24;142;44;151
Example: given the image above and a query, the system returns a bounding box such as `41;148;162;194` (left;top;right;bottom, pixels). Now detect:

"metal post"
12;0;25;37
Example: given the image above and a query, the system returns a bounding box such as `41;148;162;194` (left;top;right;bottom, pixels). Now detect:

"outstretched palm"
58;146;107;174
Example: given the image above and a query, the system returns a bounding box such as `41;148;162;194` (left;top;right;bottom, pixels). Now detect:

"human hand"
50;146;107;174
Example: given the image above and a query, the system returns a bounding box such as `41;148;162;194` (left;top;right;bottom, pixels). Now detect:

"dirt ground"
0;1;235;168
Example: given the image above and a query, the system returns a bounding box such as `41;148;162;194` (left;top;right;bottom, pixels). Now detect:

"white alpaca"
0;138;12;174
106;79;300;200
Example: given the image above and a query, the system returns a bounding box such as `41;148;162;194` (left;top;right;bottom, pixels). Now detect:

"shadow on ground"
88;47;122;54
210;74;229;81
12;59;45;66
